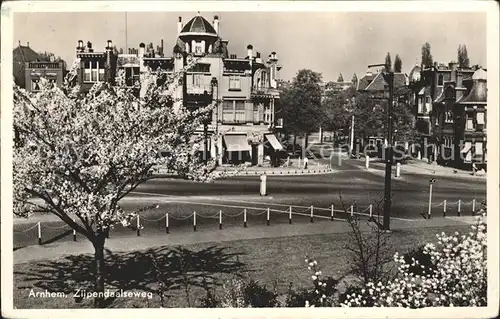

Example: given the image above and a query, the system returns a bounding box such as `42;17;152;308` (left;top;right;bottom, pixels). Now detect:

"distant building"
72;13;284;167
13;41;41;88
408;62;486;169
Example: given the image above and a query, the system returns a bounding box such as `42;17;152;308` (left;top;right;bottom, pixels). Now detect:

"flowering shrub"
219;278;247;308
341;212;487;308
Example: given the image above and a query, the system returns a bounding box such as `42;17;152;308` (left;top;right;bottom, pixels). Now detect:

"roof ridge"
364;72;382;91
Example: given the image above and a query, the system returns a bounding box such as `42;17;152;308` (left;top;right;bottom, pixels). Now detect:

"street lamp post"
211;77;219;166
368;63;394;231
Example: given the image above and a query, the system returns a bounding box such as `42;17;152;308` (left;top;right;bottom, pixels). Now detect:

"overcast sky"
13;11;486;82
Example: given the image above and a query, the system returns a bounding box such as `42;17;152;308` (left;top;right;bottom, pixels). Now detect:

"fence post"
427;182;433;220
289;206;292;224
37;221;42;245
136;215;141;236
369;204;373;218
331;204;334;221
267;207;270;226
350;205;354;217
443;200;447;217
457;200;461;217
193;211;197;232
244;209;247;228
219;210;223;230
166;213;169;234
310;206;314;223
472;199;476;216
73;219;77;241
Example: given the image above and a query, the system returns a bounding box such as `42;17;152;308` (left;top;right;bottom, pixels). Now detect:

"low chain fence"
14;197;484;246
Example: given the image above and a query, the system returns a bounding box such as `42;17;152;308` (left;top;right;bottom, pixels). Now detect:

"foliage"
394;54;403;73
280;69;324;137
384;52;392;72
421;42;433;68
343;202;394;285
219;278;247;307
13;56;223;307
402;245;437;276
321;85;356;133
341;211;487;308
243;280;279;307
458;44;470;68
337;73;344;82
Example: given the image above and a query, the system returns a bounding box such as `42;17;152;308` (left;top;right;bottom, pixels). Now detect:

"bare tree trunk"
93;233;106;308
293;135;297;153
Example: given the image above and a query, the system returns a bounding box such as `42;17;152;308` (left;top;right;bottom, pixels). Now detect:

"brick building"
73;13;283;166
408;62;487;169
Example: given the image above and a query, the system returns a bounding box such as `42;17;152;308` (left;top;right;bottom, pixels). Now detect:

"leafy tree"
458;44;470;68
13;59;223;308
384;52;392;72
421;42;433;68
394;54;402;73
281;69;323;148
337;73;344;82
351;73;358;85
321;85;356;136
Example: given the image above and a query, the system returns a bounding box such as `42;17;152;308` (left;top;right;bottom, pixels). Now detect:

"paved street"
13;152;486;250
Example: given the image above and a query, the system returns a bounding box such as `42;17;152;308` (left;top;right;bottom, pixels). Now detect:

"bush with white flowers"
341;211;487;308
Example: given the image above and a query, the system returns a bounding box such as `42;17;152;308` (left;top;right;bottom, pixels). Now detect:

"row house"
408;62;487;169
357;69;409;150
72;13;283;167
13;41;66;92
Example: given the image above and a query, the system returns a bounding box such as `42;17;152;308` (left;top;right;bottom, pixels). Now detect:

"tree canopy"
280;69;323;137
394;54;402;73
421;42;433;68
458;44;470;68
384;53;392;72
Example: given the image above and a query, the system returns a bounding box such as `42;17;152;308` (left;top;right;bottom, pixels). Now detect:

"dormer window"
445;87;455;99
438;74;444;86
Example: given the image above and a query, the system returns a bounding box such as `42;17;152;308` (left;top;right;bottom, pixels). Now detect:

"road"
13;152;486;249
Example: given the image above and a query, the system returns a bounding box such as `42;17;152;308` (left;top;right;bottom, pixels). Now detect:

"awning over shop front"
265;134;284;151
223;134;251;152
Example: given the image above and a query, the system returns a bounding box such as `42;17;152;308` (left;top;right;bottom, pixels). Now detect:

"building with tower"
73;12;283;167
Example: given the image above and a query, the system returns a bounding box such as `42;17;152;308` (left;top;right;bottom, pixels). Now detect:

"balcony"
186;84;213;95
27;62;63;69
251;86;280;99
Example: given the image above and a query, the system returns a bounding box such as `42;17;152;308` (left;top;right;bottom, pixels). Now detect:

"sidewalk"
12;215;479;264
361;158;486;180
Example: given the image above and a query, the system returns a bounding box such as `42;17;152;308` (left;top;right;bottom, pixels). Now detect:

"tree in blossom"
13;58;225;307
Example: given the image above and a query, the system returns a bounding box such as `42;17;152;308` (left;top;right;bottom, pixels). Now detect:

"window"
31;79;41;91
445;87;455;99
466;116;475;130
190;63;210;73
229;76;241;91
475;142;483;155
438;74;444;86
84;60;104;83
192;74;204;86
445;111;453;123
235;101;245;122
222;100;247;123
476;112;485;125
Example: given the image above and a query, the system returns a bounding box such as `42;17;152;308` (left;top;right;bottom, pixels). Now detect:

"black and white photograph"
1;1;499;318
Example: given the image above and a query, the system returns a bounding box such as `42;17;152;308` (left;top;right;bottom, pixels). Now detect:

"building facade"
73;13;283;166
408;62;487;169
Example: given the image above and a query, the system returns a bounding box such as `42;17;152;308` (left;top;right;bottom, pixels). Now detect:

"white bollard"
137;215;141;236
166;213;169;234
350;205;354;217
365;156;370;169
72;219;77;241
396;162;401;177
417;151;422;160
260;174;267;196
458;200;461;216
37;221;42;245
331;204;334;221
443;200;447;217
369;204;373;218
289;206;292;224
219;210;222;230
267;207;270;226
472;199;476;215
310;205;314;223
193;211;197;232
244;209;247;228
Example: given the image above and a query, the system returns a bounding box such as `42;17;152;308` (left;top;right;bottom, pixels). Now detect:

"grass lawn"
13;224;471;308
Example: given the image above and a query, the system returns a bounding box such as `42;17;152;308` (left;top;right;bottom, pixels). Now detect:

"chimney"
139;43;145;57
177;16;183;34
87;41;93;52
271;51;277;60
77;40;84;52
27;42;30;47
106;40;113;51
213;15;219;34
247;44;253;59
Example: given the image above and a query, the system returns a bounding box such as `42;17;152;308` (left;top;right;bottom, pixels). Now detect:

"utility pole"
350;115;355;156
368;63;394;231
